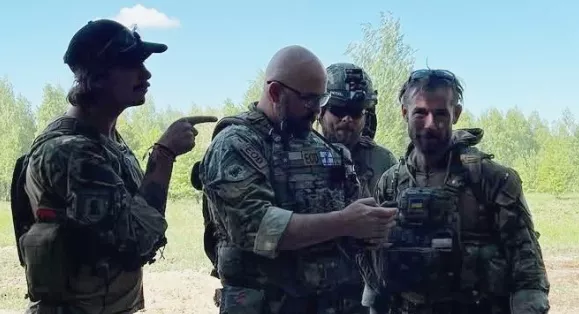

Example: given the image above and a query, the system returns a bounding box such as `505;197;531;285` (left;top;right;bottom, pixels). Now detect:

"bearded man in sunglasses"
362;69;550;313
319;63;398;199
197;45;398;313
318;62;399;311
13;19;217;314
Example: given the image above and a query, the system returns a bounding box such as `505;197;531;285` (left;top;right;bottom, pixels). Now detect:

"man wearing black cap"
12;19;217;314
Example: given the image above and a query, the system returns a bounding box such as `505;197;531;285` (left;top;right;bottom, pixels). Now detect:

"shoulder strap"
385;156;406;203
456;145;495;206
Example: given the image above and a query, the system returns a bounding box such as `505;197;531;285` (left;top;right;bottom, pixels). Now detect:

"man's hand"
340;197;397;243
157;116;218;156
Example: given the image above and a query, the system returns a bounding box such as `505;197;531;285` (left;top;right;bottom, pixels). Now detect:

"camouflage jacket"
366;128;550;314
199;105;364;298
23;116;167;313
351;136;397;198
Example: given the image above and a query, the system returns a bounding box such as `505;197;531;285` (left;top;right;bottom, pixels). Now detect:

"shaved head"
257;45;328;138
264;45;327;92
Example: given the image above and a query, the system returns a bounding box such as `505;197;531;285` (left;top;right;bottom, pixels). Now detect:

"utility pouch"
19;222;70;303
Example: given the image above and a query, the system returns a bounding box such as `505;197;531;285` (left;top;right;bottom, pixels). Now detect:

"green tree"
239;69;265;108
345;11;416;157
0;78;36;199
223;97;244;116
36;84;68;135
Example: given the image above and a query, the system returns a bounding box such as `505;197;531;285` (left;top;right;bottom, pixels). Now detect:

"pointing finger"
183;116;219;125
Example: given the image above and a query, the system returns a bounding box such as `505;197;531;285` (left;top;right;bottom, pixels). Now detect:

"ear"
401;105;409;122
267;81;283;103
452;104;463;124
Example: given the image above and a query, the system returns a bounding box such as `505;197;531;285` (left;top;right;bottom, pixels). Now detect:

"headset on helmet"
325;63;378;139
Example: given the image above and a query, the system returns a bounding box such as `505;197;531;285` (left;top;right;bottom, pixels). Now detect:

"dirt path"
1;256;576;314
137;256;578;314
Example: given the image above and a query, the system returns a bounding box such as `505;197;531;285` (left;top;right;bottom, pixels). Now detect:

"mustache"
336;123;355;132
417;131;439;139
134;82;150;90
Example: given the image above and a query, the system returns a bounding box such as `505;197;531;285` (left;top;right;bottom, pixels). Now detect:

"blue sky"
1;0;576;123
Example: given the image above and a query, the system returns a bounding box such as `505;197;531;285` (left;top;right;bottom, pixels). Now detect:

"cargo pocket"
219;285;265;314
480;245;508;296
19;222;70;303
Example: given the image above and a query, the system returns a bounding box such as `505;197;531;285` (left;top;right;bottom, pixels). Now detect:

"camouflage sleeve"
373;165;397;204
200;125;292;259
30;137;167;267
483;162;550;313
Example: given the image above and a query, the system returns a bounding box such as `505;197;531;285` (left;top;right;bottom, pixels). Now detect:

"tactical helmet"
324;62;378;139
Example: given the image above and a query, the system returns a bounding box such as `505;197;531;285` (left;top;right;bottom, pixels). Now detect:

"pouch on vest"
19;222;71;303
382;187;461;300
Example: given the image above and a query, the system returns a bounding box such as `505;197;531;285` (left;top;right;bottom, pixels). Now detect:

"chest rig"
204;109;362;296
377;147;499;306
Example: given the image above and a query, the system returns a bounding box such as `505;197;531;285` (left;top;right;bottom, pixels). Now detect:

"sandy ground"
138;255;578;314
0;255;576;314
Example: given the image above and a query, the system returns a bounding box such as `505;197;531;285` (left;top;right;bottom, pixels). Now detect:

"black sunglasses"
328;106;366;119
96;28;140;59
267;80;330;109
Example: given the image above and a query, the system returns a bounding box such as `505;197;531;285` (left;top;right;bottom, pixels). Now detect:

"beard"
323;123;361;148
410;127;452;156
283;112;316;139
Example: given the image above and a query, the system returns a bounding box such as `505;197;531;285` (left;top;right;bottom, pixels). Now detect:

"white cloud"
110;4;181;29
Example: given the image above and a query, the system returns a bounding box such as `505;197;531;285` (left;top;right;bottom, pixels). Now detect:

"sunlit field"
0;194;577;314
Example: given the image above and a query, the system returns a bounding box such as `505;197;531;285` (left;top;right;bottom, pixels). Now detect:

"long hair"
66;66;106;107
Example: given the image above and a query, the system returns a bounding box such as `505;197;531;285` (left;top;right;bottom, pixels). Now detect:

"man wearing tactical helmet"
319;62;397;198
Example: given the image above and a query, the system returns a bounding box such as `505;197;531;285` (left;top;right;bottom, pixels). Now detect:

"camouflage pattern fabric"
22;116;167;314
352;135;397;198
350;135;397;311
364;128;550;314
199;105;366;314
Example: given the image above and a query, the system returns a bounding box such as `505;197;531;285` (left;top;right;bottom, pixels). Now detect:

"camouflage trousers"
217;283;368;314
381;294;511;314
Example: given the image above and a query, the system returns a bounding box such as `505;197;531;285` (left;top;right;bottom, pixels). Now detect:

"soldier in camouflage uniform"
318;63;399;310
319;63;398;198
362;69;550;313
198;45;398;313
14;19;217;314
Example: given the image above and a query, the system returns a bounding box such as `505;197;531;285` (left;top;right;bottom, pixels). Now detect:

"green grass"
0;194;577;310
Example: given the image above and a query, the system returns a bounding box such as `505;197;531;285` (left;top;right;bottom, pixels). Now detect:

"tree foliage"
0;12;577;201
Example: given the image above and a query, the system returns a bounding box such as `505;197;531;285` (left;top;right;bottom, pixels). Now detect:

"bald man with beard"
198;45;397;313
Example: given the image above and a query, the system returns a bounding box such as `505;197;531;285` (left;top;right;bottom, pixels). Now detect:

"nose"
424;113;437;129
341;115;354;123
141;64;152;80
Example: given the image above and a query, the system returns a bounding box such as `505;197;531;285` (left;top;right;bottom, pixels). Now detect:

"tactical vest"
193;109;362;297
10;116;139;303
376;145;512;307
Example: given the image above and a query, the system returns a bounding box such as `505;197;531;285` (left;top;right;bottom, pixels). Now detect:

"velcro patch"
302;151;320;165
460;154;479;164
237;141;267;170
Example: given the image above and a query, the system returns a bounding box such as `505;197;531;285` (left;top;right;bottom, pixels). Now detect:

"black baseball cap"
63;19;167;69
